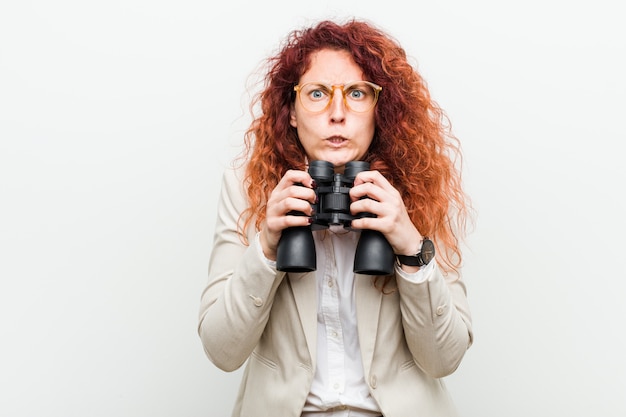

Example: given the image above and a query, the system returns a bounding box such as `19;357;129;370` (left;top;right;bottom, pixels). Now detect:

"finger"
279;169;315;189
268;171;316;210
351;171;400;201
286;184;317;205
350;195;383;216
349;181;386;203
267;194;315;221
352;170;391;189
283;195;316;216
275;170;316;205
266;211;312;231
350;212;396;233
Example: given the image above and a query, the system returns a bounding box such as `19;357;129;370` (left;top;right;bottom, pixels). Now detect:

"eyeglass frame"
293;81;382;113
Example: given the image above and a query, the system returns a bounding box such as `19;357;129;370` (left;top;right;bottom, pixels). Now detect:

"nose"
328;86;346;122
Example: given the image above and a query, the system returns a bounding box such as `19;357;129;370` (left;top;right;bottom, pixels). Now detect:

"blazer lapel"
288;271;318;368
288;271;382;374
355;274;382;374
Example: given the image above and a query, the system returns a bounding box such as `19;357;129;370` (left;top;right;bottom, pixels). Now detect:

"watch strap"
396;253;427;267
396;238;435;267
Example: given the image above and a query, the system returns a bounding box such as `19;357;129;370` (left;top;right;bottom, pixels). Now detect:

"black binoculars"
276;160;395;275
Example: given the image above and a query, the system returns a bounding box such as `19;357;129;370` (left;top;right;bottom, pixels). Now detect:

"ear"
289;103;297;128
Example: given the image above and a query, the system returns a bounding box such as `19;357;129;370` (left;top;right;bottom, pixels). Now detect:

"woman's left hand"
349;170;423;257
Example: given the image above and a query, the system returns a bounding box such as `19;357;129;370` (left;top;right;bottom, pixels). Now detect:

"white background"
1;1;625;416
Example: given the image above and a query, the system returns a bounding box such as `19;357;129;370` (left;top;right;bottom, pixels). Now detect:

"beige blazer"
198;166;473;417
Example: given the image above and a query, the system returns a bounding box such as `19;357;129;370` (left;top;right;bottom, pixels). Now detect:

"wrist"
259;230;277;261
395;237;435;267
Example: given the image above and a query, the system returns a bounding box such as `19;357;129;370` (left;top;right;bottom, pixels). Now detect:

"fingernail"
311;180;317;189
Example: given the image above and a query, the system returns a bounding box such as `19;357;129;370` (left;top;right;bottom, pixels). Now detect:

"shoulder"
221;162;247;187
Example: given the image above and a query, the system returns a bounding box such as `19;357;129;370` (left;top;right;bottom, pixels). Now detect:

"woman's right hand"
259;169;316;261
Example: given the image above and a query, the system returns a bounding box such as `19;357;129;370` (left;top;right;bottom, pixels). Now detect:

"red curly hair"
237;18;471;275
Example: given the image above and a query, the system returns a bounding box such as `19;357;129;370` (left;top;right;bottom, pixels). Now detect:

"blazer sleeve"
396;264;473;378
197;167;286;372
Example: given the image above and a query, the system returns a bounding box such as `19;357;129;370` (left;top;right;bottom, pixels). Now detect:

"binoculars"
276;160;395;275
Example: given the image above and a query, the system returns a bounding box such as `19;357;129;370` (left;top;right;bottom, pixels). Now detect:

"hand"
349;170;423;257
259;170;316;261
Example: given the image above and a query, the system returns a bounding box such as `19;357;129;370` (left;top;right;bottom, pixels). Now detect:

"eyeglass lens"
298;82;379;112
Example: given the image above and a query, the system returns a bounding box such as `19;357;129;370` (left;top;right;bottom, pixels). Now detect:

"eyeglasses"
294;81;382;113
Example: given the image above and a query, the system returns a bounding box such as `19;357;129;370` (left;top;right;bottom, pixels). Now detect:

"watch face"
421;239;435;265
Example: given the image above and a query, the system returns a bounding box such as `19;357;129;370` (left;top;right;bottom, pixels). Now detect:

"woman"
198;18;473;417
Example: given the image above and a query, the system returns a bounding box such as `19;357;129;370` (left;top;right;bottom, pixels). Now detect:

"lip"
325;135;348;147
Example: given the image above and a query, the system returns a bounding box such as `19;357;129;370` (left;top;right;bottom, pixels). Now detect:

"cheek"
291;113;317;142
360;120;376;149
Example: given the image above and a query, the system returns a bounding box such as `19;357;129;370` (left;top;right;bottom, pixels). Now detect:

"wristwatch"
396;238;435;267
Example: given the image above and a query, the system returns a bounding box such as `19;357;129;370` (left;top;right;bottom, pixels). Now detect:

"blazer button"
436;305;446;316
249;295;263;307
369;374;378;389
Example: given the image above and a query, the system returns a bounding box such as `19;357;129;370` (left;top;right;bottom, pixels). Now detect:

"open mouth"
326;136;347;145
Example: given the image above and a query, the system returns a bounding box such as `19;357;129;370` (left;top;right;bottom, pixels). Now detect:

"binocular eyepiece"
276;160;395;275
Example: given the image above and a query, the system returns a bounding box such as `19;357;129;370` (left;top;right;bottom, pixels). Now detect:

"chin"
325;155;359;167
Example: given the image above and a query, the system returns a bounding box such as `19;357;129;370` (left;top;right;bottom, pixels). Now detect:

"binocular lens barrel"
343;161;370;180
308;160;334;181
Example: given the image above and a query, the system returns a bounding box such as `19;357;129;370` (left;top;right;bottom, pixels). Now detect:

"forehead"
300;49;365;84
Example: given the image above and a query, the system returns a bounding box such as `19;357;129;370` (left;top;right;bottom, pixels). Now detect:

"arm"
397;265;473;378
197;168;286;371
350;170;473;377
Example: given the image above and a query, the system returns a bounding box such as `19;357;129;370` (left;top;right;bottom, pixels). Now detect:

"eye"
346;86;367;100
310;89;325;100
304;84;330;101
